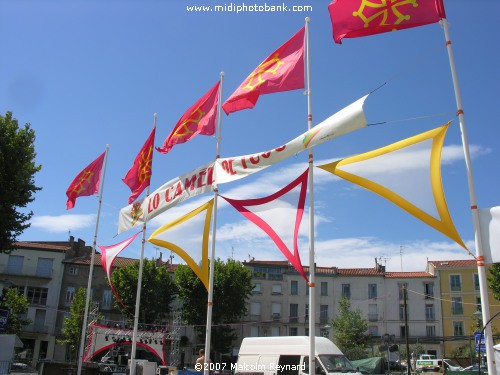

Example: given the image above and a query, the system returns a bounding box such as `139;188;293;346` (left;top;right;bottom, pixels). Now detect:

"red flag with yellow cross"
122;126;155;203
156;81;220;154
65;151;106;209
329;0;446;44
222;26;305;115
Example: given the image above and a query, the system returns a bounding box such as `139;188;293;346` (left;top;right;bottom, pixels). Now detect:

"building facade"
236;259;446;357
2;237;499;366
427;259;500;356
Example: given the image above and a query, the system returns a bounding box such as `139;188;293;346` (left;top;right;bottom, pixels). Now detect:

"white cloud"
30;214;96;233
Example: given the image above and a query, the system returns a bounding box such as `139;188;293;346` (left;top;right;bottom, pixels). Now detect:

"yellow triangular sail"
148;199;214;290
318;123;467;249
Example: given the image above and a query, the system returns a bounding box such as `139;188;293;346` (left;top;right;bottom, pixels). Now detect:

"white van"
234;336;362;375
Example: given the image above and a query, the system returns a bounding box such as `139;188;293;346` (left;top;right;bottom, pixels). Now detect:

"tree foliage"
175;258;253;355
58;288;87;359
331;298;369;360
0;287;31;335
487;263;500;301
111;259;177;324
0;112;42;254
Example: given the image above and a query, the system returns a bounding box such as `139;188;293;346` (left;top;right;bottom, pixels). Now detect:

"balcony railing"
368;313;378;322
23;324;49;333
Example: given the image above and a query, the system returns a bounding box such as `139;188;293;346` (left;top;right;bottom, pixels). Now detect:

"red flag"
122;126;155;203
156;81;220;154
66;151;105;210
329;0;446;44
222;27;305;115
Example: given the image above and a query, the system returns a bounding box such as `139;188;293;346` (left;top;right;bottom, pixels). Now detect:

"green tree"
175;258;253;357
0;287;31;335
331;298;369;360
0;112;42;254
111;259;177;324
487;263;500;301
58;288;87;360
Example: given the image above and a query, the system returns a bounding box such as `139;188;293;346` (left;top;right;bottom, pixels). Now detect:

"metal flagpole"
440;19;496;375
130;113;157;375
305;17;316;375
77;144;110;375
203;72;224;375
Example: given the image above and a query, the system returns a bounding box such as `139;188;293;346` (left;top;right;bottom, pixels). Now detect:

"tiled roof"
386;271;434;278
15;241;70;252
428;259;477;269
336;268;384;276
65;256;178;272
243;260;290;267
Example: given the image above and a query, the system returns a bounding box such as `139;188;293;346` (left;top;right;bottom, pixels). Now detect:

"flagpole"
440;19;495;375
76;144;110;375
203;72;224;375
305;17;316;374
130;113;157;375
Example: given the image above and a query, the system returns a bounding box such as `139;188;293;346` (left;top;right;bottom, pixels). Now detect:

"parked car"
462;364;487;372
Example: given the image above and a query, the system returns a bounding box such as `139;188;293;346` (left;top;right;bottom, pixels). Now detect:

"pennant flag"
318;123;467;249
123;126;156;204
156;82;220;154
479;207;500;264
118;96;368;234
66;151;106;210
220;170;309;281
148;199;214;290
328;0;446;44
222;27;305;115
98;232;141;307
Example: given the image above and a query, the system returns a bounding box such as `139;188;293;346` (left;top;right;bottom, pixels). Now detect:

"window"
7;255;24;274
320;305;329;324
272;302;281;320
65;287;76;305
34;309;47;332
271;326;280;336
250;326;259;337
368;284;377;299
289;327;298;336
453;321;464;336
368;304;378;321
291;280;298;295
68;266;78;276
451;297;463;315
341;284;351;299
271;284;282;295
476;297;482;312
253;266;282;280
368;325;378;336
289;304;298;323
252;283;261;294
425;304;435;320
306;283;309;296
398;283;408;300
474;274;480;291
102;290;113;309
36;258;53;277
250;302;261;319
424;282;434;298
450;275;461;292
426;326;436;337
321;282;328;296
26;287;48;305
400;326;407;338
399;304;406;321
305;304;309;322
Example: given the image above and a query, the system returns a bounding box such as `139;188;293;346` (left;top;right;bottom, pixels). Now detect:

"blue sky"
2;0;499;272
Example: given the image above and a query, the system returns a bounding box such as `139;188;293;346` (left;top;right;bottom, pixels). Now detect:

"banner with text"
118;95;368;233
